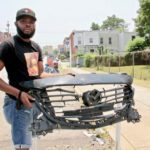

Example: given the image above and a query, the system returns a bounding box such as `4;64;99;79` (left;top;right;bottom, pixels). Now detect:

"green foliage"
97;46;104;55
100;15;128;31
124;50;150;66
64;51;70;58
91;22;100;30
84;65;150;86
110;55;119;66
135;50;150;65
124;53;133;65
84;53;96;67
76;52;84;57
94;50;150;67
145;35;150;48
59;54;66;60
126;37;145;52
65;51;70;58
135;0;150;37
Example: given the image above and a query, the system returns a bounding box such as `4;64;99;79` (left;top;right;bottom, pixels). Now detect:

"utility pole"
6;21;10;34
132;52;135;77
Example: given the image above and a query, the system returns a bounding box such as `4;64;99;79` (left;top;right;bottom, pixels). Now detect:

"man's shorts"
3;95;33;149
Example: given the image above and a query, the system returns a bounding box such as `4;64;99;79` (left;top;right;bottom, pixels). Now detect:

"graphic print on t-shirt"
24;52;39;76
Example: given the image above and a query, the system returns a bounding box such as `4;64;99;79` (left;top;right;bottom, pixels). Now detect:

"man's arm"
0;60;33;108
0;60;20;98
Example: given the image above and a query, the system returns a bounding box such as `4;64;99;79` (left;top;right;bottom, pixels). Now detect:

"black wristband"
18;91;22;100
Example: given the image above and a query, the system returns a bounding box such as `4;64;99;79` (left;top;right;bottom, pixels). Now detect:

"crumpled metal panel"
18;73;140;136
20;73;133;89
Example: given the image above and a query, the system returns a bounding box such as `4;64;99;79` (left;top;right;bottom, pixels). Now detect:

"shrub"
84;53;96;67
126;37;145;52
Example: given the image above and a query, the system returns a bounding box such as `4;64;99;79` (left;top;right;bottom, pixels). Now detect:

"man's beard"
16;25;35;39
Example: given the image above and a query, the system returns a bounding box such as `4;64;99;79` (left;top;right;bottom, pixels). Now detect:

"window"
109;37;112;44
132;35;135;40
90;49;94;53
89;38;93;43
100;38;103;44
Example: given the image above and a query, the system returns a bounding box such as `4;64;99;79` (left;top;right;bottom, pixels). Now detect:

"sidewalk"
71;67;150;150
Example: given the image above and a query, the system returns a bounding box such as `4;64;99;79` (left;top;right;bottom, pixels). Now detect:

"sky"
0;0;139;47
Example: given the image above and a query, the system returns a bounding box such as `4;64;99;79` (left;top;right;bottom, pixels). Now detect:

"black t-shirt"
0;35;43;97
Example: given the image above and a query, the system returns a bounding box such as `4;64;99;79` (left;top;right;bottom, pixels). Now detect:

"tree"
126;37;145;52
91;22;100;30
100;15;128;31
135;0;150;37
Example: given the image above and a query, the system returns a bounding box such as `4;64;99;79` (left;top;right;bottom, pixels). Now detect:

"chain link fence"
79;49;150;80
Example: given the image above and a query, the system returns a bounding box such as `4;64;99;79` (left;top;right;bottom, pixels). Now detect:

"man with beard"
0;8;43;150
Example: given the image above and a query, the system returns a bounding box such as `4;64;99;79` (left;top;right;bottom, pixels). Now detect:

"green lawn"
83;65;150;88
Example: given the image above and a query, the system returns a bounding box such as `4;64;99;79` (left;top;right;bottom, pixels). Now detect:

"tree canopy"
135;0;150;37
91;22;100;30
100;15;128;31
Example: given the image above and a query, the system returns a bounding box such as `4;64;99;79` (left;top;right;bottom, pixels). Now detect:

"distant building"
69;30;137;66
43;45;53;55
58;44;64;53
63;37;70;52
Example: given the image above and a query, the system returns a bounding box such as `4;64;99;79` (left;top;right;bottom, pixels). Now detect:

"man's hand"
20;91;35;108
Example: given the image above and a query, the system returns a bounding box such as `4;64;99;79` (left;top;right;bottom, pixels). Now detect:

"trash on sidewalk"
83;130;104;145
